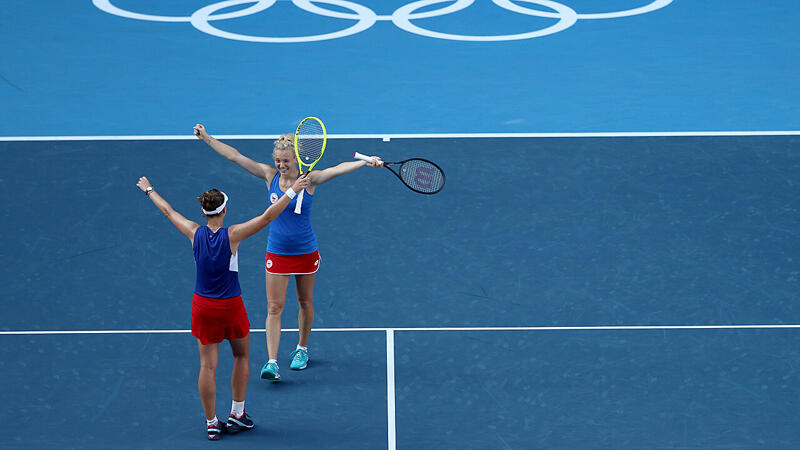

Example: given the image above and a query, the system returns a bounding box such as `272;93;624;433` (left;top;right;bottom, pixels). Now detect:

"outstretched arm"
136;177;199;242
194;124;276;181
308;156;383;187
228;176;310;246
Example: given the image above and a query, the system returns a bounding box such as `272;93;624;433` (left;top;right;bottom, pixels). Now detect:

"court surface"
2;1;800;448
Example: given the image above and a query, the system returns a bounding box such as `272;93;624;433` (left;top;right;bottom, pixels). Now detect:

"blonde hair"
273;134;295;157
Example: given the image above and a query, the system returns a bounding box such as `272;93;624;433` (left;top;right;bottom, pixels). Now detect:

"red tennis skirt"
191;293;250;345
265;250;321;275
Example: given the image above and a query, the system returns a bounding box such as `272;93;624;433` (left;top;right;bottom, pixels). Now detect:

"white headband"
202;192;228;215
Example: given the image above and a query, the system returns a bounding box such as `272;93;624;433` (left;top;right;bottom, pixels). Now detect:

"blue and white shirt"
266;172;318;255
193;226;241;299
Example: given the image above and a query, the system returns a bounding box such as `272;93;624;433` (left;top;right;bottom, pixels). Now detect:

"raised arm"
136;177;200;242
308;156;383;187
194;124;276;181
228;176;310;246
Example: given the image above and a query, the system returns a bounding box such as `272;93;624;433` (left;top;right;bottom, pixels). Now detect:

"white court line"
2;324;800;335
1;131;800;142
386;329;397;450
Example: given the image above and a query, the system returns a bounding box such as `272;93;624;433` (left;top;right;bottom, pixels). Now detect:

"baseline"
1;130;800;142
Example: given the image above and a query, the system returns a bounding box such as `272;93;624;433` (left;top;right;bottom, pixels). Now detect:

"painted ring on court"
190;0;377;43
299;0;475;20
392;0;578;42
91;0;276;22
293;0;372;19
397;0;476;20
496;0;674;19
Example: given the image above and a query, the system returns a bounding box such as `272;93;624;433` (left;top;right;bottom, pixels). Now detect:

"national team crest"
270;192;279;204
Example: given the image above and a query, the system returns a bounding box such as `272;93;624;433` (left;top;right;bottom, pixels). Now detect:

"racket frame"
293;117;327;213
354;152;445;195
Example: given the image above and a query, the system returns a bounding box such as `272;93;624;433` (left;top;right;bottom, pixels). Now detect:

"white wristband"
286;188;297;199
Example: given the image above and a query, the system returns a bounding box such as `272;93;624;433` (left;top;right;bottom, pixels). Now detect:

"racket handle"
354;152;375;163
294;189;304;214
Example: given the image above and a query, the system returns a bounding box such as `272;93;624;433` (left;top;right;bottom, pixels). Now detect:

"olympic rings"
92;0;674;43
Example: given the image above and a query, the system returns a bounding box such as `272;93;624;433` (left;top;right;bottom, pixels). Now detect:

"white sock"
206;416;218;426
231;400;245;418
296;345;307;351
268;359;278;366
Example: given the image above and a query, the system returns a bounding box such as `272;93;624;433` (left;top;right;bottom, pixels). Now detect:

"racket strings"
296;121;325;165
398;159;445;193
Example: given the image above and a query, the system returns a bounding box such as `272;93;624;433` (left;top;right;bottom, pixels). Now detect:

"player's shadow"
254;358;328;389
306;357;327;369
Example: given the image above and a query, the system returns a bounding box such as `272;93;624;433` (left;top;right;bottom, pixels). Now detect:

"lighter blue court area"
1;0;799;136
2;0;800;448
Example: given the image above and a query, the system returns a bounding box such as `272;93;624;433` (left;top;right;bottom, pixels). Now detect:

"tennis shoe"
226;411;254;433
207;420;225;440
260;361;280;381
289;348;308;370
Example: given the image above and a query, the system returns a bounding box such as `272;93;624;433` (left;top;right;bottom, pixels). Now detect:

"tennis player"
193;124;383;381
136;175;308;440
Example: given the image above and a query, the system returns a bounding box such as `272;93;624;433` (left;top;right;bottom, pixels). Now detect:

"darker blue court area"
1;136;799;330
396;328;800;448
0;331;388;448
1;135;799;448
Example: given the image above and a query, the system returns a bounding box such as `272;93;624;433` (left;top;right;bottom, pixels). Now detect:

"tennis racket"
293;117;327;213
354;152;445;194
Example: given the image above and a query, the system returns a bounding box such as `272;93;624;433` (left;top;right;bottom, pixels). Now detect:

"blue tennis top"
266;172;318;255
193;226;242;299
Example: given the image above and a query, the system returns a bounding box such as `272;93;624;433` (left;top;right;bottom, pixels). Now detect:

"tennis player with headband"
136;174;308;440
193;124;383;381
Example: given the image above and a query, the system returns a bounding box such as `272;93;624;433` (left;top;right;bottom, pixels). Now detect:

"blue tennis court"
2;0;800;448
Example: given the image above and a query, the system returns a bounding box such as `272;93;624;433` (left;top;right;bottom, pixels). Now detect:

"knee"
297;296;314;310
298;298;314;309
200;362;218;373
267;301;285;316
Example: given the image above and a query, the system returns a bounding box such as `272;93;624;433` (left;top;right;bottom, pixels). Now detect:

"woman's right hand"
136;176;152;192
291;176;310;193
193;124;209;140
365;155;384;167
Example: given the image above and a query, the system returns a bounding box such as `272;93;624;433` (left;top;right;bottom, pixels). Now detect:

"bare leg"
295;273;317;348
197;340;219;420
265;273;290;360
229;334;250;402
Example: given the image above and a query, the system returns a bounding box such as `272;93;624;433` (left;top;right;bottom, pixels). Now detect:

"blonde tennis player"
194;124;382;381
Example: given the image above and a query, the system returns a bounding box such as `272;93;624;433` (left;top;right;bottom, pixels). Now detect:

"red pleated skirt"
191;293;250;345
